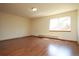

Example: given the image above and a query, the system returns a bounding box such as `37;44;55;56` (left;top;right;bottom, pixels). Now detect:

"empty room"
0;3;79;56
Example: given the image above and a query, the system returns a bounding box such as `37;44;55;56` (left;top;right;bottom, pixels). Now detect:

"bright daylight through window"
49;16;71;31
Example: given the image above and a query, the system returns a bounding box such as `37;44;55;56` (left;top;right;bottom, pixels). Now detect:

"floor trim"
31;35;77;43
0;35;77;43
0;35;31;42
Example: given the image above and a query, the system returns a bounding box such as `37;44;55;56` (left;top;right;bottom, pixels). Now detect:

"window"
49;16;71;31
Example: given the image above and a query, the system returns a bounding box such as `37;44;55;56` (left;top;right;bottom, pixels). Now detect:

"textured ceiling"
0;3;79;18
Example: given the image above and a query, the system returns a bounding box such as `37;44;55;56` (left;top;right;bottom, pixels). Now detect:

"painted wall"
31;10;77;41
0;10;78;41
0;12;31;40
77;9;79;43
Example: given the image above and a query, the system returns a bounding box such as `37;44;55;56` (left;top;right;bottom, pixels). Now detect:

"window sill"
49;30;71;32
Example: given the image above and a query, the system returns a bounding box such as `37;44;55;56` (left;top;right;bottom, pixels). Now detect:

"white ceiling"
0;3;79;18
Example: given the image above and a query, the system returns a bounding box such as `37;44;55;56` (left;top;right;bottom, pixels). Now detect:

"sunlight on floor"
48;44;72;56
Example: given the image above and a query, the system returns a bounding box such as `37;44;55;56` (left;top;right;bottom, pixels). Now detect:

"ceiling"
0;3;79;18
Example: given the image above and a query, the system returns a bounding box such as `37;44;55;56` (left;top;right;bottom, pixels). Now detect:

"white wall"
0;12;31;40
77;9;79;43
0;10;78;42
31;10;77;41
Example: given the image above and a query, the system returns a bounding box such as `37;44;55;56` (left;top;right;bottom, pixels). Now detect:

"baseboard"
0;35;77;43
0;35;32;42
32;35;77;43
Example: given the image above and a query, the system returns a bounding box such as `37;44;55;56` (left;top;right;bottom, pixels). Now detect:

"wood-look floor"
0;36;79;56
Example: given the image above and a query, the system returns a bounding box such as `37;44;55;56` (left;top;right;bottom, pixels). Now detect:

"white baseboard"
0;35;31;41
32;34;77;42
